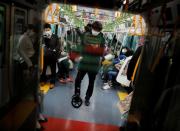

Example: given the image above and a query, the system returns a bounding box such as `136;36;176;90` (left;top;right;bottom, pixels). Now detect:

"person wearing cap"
73;21;105;106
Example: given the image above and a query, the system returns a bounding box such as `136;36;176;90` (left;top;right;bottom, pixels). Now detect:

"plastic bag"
116;56;132;87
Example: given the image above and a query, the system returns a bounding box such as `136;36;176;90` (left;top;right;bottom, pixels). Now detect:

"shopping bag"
116;56;132;87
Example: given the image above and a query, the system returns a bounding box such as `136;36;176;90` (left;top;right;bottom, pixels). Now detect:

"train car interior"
0;0;180;131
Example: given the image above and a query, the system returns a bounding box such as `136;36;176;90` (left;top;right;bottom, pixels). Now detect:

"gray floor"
43;72;124;126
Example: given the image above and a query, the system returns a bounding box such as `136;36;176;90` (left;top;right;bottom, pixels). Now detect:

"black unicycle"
71;94;82;108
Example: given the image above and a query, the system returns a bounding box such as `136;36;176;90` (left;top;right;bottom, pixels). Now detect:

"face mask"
122;49;127;53
92;29;100;36
43;30;52;39
107;34;112;39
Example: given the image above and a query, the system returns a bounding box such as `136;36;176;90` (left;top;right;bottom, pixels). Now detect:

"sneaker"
59;79;66;84
102;84;111;90
66;77;74;82
38;117;48;123
108;81;112;85
85;99;90;106
103;82;108;85
36;121;45;131
49;84;55;89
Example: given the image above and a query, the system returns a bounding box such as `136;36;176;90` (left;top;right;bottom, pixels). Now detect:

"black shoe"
38;117;48;123
85;99;90;106
72;93;80;98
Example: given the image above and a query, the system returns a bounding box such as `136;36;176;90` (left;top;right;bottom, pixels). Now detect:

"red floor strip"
42;117;120;131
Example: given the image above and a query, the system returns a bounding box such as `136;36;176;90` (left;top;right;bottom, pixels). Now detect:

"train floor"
41;69;124;131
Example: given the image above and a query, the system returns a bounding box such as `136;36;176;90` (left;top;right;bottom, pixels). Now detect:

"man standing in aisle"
40;23;60;89
73;21;105;106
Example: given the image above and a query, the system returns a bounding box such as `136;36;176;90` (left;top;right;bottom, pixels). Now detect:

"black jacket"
127;46;143;81
44;34;60;58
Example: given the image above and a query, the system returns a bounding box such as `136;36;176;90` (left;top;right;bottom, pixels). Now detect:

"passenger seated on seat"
101;46;132;79
57;51;73;83
102;47;133;89
101;58;113;80
121;46;134;57
101;47;115;80
102;60;124;90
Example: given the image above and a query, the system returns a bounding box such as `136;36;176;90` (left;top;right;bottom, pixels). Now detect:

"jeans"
108;71;118;81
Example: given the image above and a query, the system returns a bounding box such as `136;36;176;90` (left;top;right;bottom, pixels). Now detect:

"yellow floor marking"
117;91;128;101
40;83;50;94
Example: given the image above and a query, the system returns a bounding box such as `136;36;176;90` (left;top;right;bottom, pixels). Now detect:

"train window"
14;9;26;34
12;8;27;50
12;8;27;66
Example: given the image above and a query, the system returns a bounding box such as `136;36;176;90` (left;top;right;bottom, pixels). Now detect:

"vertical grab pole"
40;44;44;73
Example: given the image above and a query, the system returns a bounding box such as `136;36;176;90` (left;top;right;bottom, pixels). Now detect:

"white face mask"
92;29;100;36
107;33;112;39
43;30;52;39
122;49;127;53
